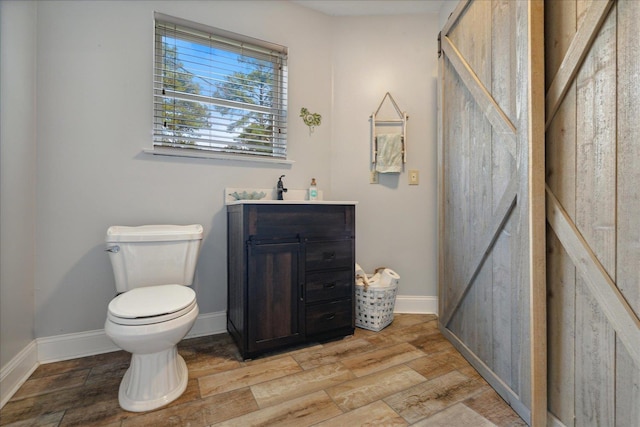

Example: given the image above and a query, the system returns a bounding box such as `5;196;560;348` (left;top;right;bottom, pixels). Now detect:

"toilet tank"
105;224;204;293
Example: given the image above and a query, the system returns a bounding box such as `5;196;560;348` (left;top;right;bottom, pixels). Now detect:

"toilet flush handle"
105;245;120;253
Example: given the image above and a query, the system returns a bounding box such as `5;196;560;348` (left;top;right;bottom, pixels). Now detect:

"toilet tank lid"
106;224;203;242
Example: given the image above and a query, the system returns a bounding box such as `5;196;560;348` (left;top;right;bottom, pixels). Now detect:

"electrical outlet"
370;170;379;184
409;170;419;185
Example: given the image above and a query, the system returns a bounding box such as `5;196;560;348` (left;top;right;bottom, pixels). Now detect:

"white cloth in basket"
355;263;368;285
364;268;400;288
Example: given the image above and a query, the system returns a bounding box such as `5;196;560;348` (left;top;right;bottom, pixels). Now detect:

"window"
153;13;288;160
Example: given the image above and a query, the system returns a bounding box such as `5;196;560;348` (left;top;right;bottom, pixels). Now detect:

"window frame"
149;12;291;163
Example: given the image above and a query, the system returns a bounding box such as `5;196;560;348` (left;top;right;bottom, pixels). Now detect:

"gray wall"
0;1;37;368
1;0;441;367
330;14;440;295
439;0;459;29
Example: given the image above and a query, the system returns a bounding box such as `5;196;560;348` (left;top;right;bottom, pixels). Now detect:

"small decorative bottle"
309;178;318;201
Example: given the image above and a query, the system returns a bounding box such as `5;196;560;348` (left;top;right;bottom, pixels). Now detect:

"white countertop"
224;187;357;205
227;199;358;206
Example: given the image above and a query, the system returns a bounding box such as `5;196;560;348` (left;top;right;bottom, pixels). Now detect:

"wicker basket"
355;282;398;332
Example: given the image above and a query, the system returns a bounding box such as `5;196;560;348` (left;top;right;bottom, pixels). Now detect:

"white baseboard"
394;295;438;315
0;311;227;409
184;310;227;338
37;311;228;364
0;340;38;409
37;329;120;364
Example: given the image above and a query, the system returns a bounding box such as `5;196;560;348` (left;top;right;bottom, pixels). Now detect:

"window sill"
143;147;295;165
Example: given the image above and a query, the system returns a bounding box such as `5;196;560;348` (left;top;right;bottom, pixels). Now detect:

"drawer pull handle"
323;313;336;321
323;251;336;261
323;282;337;289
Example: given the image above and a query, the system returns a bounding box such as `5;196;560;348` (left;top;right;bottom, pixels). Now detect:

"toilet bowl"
104;225;203;412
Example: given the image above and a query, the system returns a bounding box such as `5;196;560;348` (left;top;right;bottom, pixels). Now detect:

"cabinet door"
247;241;304;353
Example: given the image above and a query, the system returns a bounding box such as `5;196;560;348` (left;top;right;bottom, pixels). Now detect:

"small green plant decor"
300;107;322;133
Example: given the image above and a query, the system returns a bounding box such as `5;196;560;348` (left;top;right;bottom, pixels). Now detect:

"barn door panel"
438;0;545;424
545;0;640;426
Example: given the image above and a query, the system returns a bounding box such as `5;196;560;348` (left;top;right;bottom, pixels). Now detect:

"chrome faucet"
277;175;288;200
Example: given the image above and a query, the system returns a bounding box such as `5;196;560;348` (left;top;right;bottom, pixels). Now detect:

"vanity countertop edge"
226;200;358;206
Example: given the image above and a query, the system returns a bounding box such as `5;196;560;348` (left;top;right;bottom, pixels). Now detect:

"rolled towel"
355;265;400;288
378;268;400;287
366;268;400;288
368;272;381;287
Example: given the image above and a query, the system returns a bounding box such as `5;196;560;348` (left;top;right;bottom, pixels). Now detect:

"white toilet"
104;224;203;412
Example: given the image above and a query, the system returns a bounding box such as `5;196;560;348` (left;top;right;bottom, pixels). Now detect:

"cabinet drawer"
240;204;355;239
305;239;353;271
306;270;353;303
306;300;353;335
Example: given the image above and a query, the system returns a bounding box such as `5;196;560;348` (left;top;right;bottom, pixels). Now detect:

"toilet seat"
108;284;197;326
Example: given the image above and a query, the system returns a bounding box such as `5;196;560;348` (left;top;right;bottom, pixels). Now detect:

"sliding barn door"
545;0;640;425
438;1;545;424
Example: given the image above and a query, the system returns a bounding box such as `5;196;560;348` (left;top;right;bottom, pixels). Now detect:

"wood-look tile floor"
0;314;526;426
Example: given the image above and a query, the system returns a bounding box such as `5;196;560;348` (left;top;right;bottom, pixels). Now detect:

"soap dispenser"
309;178;318;201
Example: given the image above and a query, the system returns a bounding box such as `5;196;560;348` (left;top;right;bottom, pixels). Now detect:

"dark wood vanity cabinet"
227;203;355;359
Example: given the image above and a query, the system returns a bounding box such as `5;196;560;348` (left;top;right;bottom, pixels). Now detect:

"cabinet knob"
322;251;336;261
323;313;336;321
323;282;337;289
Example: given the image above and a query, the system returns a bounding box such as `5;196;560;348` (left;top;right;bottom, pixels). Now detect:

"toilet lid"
108;285;196;326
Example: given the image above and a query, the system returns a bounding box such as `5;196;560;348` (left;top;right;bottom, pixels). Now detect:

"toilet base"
118;346;188;412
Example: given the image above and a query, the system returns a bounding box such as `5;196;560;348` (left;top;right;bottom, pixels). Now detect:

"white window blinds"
153;13;288;159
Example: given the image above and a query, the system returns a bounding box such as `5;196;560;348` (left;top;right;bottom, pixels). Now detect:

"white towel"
367;268;400;288
355;263;368;286
375;133;403;173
